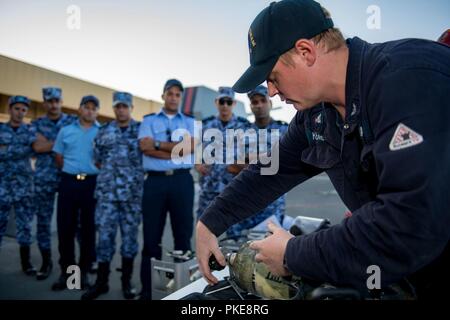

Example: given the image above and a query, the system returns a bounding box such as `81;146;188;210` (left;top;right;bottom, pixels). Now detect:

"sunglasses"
218;98;234;106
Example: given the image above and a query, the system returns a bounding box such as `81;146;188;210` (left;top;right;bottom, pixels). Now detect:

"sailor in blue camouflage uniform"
0;96;37;275
82;92;143;300
195;87;250;219
226;86;288;238
31;87;77;280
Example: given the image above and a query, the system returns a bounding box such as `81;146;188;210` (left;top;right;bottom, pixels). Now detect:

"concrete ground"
0;173;346;300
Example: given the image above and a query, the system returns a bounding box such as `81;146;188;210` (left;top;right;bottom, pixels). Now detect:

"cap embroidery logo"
389;123;423;151
315;113;322;124
351;103;358;116
248;28;256;53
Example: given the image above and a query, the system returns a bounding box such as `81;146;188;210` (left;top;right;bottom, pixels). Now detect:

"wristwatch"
154;140;161;150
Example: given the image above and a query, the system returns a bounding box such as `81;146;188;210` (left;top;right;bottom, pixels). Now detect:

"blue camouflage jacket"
0;122;35;202
94;119;144;202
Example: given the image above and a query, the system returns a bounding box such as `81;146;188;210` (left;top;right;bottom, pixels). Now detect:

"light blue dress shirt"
53;120;100;175
138;110;195;171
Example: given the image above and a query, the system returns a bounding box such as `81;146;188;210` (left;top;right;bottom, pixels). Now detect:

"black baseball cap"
233;0;334;93
163;79;184;92
80;95;100;108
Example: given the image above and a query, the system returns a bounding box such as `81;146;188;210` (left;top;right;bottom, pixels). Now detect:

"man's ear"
293;39;316;67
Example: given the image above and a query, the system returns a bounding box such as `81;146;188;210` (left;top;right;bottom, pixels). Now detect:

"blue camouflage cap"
8;95;31;108
42;87;62;101
163;79;184;93
113;91;133;108
216;87;235;100
247;85;269;99
80;95;100;108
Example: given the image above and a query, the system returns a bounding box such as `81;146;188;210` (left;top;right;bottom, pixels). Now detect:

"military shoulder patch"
237;116;250;123
182;113;194;119
202;115;215;123
389;123;423;151
143;113;156;118
275;120;288;126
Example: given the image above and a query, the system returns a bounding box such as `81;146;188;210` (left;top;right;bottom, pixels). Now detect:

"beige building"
0;54;162;123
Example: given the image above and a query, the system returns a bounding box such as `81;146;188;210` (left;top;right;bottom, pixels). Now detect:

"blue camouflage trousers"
0;197;33;247
95;200;141;262
35;192;57;251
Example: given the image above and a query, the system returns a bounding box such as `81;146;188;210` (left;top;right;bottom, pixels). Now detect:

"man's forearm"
55;154;64;168
160;138;195;156
227;164;247;175
159;141;177;152
33;140;54;153
143;149;172;159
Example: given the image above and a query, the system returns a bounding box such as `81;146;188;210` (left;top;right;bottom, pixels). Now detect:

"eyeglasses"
219;98;233;106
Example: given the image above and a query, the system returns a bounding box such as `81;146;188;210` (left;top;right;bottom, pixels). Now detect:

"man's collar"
253;117;274;129
344;37;367;131
158;109;182;118
216;114;236;122
45;112;66;123
76;119;100;128
111;119;135;128
7;122;26;130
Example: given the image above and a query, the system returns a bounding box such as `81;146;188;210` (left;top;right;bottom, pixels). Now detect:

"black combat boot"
121;257;137;300
81;262;110;300
80;272;91;290
36;249;53;280
51;273;69;291
19;246;36;276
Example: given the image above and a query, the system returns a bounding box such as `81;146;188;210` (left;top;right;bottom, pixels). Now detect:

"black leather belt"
145;168;191;177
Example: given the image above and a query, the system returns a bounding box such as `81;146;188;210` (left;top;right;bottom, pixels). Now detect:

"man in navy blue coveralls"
196;0;450;299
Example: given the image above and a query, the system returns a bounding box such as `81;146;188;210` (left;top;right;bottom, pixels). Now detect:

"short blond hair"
280;6;345;67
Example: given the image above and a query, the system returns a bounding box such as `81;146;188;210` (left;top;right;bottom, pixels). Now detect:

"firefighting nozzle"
209;242;303;300
208;247;232;271
208;254;225;271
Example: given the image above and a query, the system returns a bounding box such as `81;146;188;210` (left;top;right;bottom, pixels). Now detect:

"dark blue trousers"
57;173;97;273
140;170;194;297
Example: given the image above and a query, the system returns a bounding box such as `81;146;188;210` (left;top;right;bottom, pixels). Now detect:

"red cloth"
438;29;450;46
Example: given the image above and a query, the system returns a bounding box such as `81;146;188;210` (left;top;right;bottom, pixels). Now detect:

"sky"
0;0;448;122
